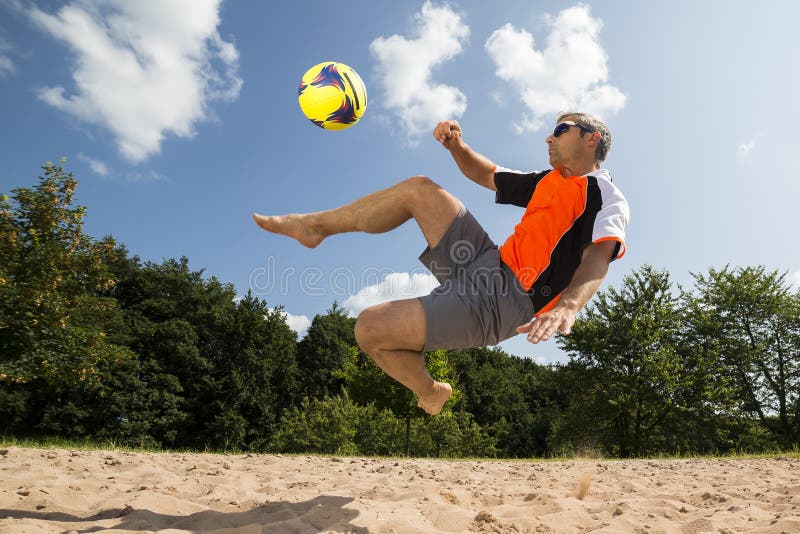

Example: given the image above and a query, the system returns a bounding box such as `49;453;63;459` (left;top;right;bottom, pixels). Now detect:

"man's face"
546;119;593;169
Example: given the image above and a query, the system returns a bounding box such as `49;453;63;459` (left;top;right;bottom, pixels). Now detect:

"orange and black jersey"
494;167;629;316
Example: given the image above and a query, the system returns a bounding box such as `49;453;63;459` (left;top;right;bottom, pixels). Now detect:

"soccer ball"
298;62;367;130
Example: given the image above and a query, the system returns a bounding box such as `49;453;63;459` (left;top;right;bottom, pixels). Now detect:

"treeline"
1;164;798;457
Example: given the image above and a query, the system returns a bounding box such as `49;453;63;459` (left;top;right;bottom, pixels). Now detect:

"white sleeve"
592;180;630;259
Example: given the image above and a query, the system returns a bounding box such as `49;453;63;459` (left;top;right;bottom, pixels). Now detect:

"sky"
1;0;799;364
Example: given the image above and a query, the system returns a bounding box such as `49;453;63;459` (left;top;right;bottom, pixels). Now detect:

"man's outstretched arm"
433;120;497;191
516;240;618;344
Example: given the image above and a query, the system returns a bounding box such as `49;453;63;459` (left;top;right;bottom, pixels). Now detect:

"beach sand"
1;446;799;533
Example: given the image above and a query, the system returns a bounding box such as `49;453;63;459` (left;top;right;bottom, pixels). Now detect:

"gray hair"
556;112;612;164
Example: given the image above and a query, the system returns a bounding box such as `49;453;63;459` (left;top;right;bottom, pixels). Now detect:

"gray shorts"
418;207;535;351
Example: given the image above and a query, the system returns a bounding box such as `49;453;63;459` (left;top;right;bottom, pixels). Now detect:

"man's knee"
403;175;458;206
354;306;383;353
403;175;443;196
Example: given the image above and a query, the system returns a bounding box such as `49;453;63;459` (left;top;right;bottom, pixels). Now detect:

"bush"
269;392;497;457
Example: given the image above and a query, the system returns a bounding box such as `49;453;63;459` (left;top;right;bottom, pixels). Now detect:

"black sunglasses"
552;121;595;138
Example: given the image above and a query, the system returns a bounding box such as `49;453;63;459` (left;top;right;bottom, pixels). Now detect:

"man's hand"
432;119;496;190
516;306;577;344
433;120;463;150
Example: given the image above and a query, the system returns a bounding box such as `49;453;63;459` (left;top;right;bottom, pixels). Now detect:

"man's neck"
556;163;599;178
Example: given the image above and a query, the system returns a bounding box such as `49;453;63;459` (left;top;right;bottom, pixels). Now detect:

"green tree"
268;390;495;457
269;392;364;455
688;266;799;447
447;347;560;457
338;346;461;455
676;278;755;453
557;265;689;457
296;302;356;399
411;410;497;458
104;256;301;450
213;294;300;450
0;162;134;436
101;256;214;447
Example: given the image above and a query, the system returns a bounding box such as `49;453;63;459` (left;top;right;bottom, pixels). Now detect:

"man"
253;112;629;416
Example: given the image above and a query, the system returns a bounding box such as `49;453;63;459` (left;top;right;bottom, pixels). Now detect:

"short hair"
556;112;612;164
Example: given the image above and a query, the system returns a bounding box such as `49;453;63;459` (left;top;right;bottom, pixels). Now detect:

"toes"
417;399;432;415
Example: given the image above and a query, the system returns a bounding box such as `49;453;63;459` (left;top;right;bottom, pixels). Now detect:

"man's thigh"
405;176;464;250
418;207;496;284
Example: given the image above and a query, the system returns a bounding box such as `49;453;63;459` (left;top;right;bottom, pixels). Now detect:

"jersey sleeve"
590;181;630;261
494;167;550;208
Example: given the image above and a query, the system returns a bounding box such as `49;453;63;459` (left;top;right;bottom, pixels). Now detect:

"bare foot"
252;213;324;248
417;381;452;416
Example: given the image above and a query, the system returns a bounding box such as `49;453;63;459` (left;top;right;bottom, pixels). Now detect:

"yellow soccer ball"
298;61;367;130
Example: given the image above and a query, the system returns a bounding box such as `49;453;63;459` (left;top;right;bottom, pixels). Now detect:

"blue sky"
1;0;799;364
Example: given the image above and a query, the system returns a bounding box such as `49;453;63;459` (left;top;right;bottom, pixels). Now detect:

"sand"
1;446;799;533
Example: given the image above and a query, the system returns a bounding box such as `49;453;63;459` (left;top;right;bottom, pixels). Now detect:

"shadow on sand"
0;494;368;533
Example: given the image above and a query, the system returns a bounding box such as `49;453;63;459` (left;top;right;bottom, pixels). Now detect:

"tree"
104;256;301;450
557;265;689;456
101;256;216;447
296;302;356;399
688;266;799;447
447;347;559;457
337;347;461;455
0;162;134;437
412;410;497;458
269;392;361;455
213;293;301;450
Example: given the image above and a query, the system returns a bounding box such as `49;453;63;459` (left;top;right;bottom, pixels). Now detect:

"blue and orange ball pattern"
298;62;367;130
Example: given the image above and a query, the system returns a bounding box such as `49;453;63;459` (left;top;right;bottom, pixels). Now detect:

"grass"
0;435;228;455
2;436;798;462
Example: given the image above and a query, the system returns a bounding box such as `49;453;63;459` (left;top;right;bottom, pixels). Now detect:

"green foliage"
2;163;798;457
686;266;800;446
447;347;562;457
268;392;497;457
269;392;363;455
411;410;497;457
296;302;355;399
557;266;698;456
553;264;800;456
337;347;460;418
0;162;135;435
103;257;301;450
0;163;304;450
336;343;463;454
337;346;415;416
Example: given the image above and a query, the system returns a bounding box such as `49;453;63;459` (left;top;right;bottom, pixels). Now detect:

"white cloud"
77;152;109;176
0;36;15;78
490;90;506;106
737;133;763;159
0;56;13;77
344;272;440;317
738;140;756;155
126;170;168;183
370;1;469;143
281;311;311;339
485;4;625;133
27;0;242;163
793;271;800;291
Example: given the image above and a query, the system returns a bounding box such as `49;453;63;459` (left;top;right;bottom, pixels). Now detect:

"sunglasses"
552;121;595;138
